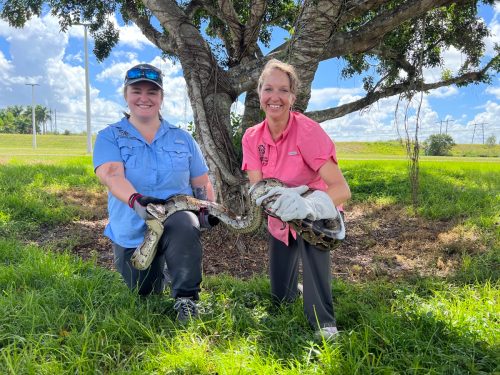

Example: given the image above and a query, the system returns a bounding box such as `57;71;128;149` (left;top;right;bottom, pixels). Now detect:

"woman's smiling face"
125;81;163;120
259;68;296;124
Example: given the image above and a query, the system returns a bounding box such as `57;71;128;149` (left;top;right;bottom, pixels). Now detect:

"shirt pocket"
117;137;144;169
284;152;313;186
159;146;191;172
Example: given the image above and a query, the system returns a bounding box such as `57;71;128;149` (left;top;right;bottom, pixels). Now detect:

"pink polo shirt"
241;111;338;245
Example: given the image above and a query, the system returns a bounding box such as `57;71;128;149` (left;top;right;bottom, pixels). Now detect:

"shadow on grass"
0;239;497;373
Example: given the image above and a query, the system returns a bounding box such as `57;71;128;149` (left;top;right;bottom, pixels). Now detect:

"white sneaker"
297;283;303;295
316;325;339;340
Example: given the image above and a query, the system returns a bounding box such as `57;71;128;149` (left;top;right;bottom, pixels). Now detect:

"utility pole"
75;23;92;154
436;119;454;134
471;122;488;144
444;119;454;134
436;120;443;134
25;83;39;149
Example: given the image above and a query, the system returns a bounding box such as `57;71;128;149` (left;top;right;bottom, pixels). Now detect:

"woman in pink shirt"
241;59;351;340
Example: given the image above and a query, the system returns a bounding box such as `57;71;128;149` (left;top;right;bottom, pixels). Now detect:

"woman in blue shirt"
93;63;216;321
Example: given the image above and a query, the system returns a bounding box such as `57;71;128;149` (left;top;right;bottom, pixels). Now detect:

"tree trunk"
175;32;246;210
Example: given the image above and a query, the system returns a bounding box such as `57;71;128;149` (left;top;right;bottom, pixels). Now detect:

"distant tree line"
0;105;52;134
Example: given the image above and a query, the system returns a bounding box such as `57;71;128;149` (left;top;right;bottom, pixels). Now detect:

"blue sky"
0;4;498;144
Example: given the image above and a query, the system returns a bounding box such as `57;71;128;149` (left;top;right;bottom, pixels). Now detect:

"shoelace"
173;298;196;316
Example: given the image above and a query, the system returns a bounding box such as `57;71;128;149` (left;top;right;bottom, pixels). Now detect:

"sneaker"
173;297;198;321
316;325;339;341
297;283;303;296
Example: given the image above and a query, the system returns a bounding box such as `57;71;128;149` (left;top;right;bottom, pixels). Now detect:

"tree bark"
117;0;498;212
139;0;247;209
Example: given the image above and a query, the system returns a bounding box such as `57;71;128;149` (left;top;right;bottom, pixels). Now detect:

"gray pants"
269;232;336;329
113;211;202;299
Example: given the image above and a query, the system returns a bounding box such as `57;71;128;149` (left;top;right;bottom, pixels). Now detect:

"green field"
0;134;498;374
1;134;499;161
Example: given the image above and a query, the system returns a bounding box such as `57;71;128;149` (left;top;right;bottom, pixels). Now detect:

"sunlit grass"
0;138;498;373
0;241;497;373
343;159;500;225
1;134;498;161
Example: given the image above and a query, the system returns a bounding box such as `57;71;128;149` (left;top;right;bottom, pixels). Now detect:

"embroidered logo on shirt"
258;144;268;166
288;151;298;156
118;129;132;138
174;139;185;144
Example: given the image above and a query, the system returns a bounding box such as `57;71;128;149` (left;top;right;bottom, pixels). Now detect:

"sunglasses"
125;68;162;84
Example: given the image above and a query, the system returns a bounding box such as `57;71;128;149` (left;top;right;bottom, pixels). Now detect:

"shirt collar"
262;111;295;144
120;117;174;142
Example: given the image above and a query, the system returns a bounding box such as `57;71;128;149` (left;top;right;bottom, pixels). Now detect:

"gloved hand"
198;207;220;229
254;185;309;207
128;193;166;220
270;189;339;222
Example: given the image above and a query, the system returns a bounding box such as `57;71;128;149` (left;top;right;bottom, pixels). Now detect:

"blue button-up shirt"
93;117;208;248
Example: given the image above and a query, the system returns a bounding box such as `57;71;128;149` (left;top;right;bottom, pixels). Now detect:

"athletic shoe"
316;325;340;341
173;297;198;321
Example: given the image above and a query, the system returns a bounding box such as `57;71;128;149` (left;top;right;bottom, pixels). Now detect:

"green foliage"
486;135;497;147
0;105;51;134
424;133;456;156
191;0;298;67
341;2;495;90
230;112;243;162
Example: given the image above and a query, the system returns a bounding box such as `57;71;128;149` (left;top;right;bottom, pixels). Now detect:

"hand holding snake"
130;178;345;270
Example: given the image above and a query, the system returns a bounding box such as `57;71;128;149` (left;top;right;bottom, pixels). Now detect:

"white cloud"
484;3;500;57
112;15;155;49
309;87;363;108
0;6;498;142
486;85;500;100
428;86;459;98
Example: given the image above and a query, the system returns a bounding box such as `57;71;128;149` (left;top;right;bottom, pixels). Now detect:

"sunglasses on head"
126;68;162;83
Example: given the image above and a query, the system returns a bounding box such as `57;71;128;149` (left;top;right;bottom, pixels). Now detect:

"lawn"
0;134;498;374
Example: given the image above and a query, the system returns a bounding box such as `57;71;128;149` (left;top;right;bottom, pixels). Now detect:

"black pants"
113;211;202;299
269;233;336;329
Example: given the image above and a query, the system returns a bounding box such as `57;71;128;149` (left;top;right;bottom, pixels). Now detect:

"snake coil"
131;178;345;270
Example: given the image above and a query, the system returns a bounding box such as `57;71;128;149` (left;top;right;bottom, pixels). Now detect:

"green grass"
1;134;498;161
0;241;497;374
0;135;498;373
342;159;500;224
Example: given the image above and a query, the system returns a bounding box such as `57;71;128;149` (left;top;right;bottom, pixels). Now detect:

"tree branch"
123;0;177;54
324;0;455;58
244;0;266;49
305;56;498;123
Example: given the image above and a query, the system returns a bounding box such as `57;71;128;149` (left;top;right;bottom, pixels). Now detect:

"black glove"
198;207;220;229
128;193;166;220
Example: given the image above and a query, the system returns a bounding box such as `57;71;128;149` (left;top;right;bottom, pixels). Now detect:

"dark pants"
113;211;202;299
269;233;336;329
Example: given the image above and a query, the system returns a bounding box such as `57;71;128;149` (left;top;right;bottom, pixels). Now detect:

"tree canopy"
1;0;498;204
0;105;51;134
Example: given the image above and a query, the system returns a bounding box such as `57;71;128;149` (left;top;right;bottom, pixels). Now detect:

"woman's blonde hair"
257;59;300;95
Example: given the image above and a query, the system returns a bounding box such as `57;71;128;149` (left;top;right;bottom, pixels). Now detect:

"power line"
436;119;454;134
471;122;488;144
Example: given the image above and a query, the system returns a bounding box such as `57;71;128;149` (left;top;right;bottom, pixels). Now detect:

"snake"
130;178;346;270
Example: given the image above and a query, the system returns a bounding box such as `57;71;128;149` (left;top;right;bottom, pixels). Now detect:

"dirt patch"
31;193;488;282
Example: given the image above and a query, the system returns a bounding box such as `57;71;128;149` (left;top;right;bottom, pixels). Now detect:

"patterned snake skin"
130;178;345;270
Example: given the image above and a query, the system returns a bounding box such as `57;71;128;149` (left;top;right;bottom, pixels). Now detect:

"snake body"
131;178;345;270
